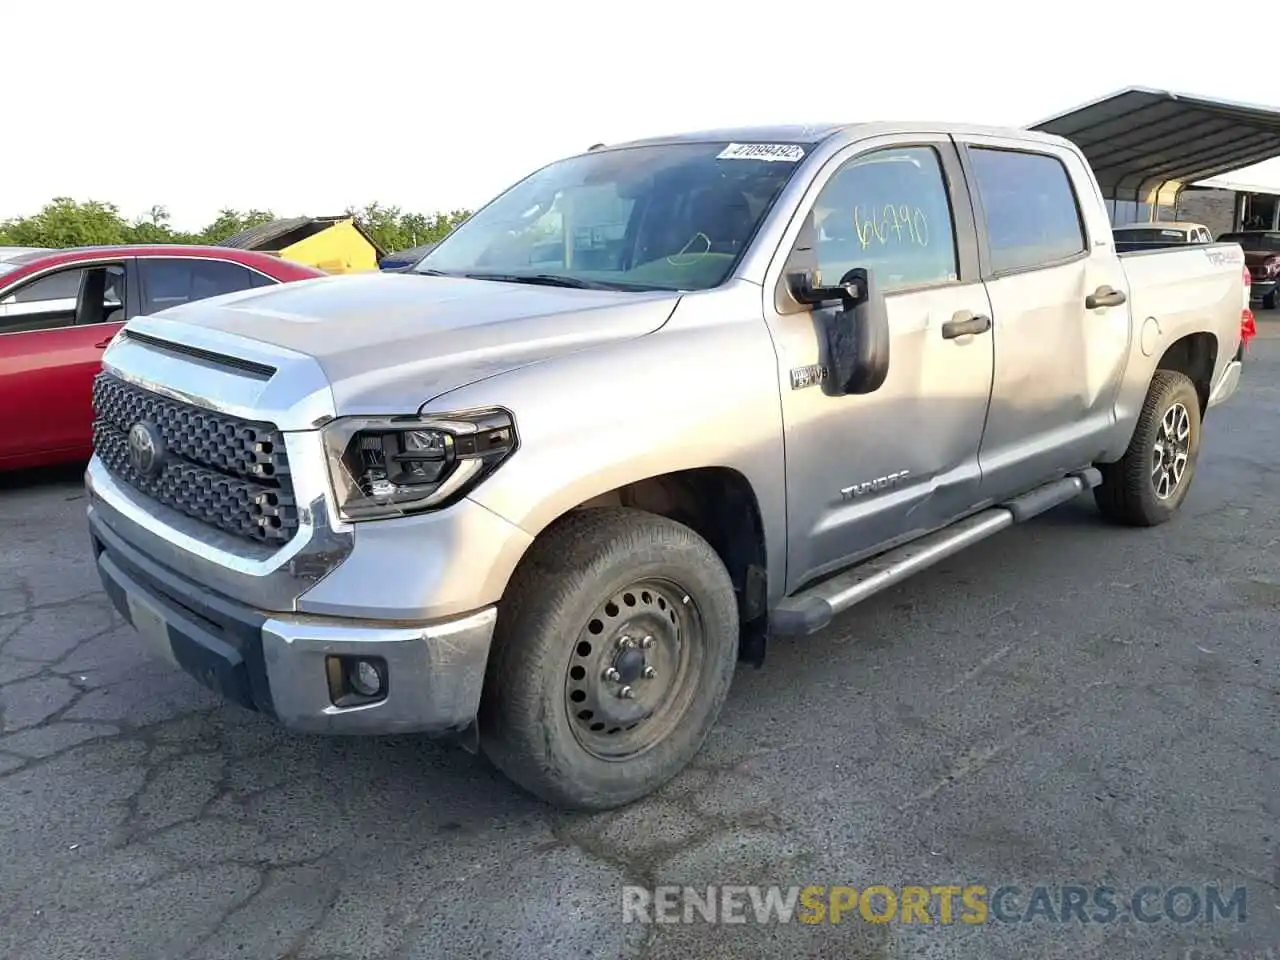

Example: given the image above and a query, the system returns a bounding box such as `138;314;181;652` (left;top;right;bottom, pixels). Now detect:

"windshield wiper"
462;272;620;291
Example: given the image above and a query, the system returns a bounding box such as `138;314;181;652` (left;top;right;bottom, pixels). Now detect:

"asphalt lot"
1;319;1277;960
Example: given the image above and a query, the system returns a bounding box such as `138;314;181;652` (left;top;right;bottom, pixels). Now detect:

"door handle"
1086;285;1127;309
941;312;992;340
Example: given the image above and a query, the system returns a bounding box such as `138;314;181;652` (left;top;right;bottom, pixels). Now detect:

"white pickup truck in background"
1111;220;1213;253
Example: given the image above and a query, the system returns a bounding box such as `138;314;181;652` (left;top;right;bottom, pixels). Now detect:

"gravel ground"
1;318;1277;960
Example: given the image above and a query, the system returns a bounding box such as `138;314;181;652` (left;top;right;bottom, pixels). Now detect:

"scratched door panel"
771;283;994;590
760;134;994;593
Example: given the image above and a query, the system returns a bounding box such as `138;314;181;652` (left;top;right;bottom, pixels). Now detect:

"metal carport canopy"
1027;87;1280;203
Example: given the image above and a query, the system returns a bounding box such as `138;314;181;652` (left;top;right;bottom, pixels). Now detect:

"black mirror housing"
785;267;891;396
827;268;890;395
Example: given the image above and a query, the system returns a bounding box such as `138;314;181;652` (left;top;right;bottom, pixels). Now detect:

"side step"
770;468;1101;636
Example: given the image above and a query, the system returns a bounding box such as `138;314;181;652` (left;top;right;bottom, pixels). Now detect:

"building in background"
1175;176;1280;238
219;215;386;274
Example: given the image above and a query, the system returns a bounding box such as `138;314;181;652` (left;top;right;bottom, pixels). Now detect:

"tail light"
1241;308;1256;350
1243;265;1252;288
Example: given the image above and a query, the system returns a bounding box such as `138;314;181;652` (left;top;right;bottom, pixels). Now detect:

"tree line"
0;199;473;255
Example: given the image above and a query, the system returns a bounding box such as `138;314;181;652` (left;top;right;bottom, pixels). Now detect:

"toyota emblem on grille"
128;421;165;476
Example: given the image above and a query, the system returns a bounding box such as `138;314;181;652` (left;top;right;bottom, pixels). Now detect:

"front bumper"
1249;278;1276;301
90;507;496;735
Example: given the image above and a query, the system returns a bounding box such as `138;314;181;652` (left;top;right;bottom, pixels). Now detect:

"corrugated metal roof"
1029;87;1280;201
1191;174;1280;195
218;216;329;251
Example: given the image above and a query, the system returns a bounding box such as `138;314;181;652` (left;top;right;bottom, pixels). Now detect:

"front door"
955;135;1132;499
762;134;995;592
0;261;131;466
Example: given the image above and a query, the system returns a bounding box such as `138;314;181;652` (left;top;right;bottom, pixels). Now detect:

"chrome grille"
92;373;298;544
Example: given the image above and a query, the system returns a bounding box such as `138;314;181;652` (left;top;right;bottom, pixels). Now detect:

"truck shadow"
0;460;88;493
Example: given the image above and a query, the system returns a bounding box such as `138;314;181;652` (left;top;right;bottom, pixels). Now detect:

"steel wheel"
1151;400;1191;500
563;577;705;761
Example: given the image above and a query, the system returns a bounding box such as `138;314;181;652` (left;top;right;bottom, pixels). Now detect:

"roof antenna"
587;143;606;151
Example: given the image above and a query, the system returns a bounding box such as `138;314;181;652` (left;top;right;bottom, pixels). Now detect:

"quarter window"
969;147;1086;273
810;146;959;293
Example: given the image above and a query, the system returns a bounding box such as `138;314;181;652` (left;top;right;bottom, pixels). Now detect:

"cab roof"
599;121;1072;152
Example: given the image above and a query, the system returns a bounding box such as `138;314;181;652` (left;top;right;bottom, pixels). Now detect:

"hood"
151;272;681;413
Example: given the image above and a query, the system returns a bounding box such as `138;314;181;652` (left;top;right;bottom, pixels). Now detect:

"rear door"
0;259;133;465
763;134;995;590
954;136;1131;500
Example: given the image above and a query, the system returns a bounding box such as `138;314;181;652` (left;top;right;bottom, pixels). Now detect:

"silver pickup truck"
86;122;1247;809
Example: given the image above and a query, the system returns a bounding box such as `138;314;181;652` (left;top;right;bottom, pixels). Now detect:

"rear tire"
479;507;739;810
1094;370;1201;527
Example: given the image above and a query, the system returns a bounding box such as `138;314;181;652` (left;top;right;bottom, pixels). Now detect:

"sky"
9;0;1280;231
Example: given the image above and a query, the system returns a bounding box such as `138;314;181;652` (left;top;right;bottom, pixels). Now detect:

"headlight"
322;409;517;521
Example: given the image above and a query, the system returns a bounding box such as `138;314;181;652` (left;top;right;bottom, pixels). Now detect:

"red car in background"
0;245;326;471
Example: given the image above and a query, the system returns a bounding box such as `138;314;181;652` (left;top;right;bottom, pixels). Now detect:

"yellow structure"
219;216;386;274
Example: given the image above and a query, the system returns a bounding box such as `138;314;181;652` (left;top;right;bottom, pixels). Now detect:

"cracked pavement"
1;323;1278;960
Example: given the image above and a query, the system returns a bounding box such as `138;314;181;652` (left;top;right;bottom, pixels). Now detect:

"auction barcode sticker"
717;143;806;162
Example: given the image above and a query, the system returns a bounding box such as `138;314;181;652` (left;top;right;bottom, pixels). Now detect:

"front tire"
1263;290;1277;310
1094;370;1202;527
479;507;739;810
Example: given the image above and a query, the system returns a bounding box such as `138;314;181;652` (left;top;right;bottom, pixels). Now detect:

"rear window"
968;148;1087;274
139;258;259;313
1113;228;1189;243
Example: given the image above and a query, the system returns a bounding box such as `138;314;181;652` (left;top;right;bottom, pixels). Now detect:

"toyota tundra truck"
85;122;1248;809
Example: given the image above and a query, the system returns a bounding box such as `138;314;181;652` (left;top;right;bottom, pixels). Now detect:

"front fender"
423;283;789;600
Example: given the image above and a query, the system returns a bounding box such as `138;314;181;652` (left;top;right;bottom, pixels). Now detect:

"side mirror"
787;267;890;396
787;270;865;310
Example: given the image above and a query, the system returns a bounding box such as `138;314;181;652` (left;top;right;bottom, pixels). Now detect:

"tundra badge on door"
841;470;910;500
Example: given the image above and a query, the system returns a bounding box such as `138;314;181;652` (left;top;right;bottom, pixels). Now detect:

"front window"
809;146;959;292
416;141;811;291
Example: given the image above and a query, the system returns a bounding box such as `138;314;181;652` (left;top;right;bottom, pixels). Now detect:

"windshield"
1218;232;1280;251
415;141;811;291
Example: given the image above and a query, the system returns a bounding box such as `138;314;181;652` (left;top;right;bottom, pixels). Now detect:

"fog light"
350;658;385;697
